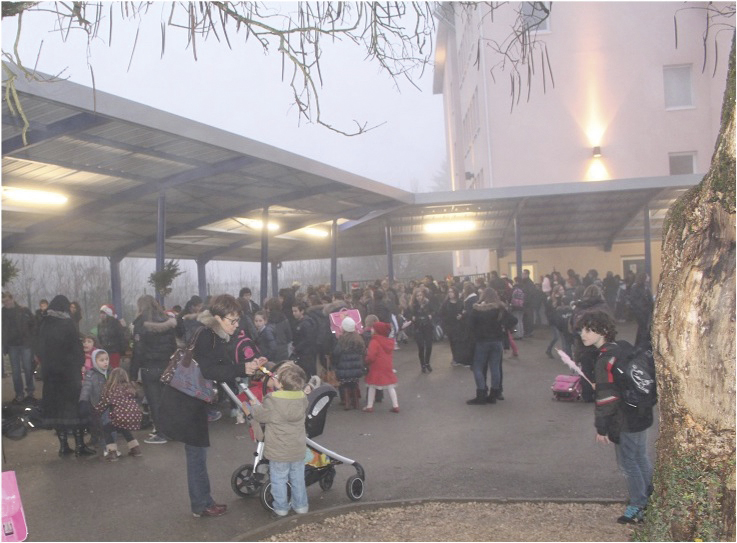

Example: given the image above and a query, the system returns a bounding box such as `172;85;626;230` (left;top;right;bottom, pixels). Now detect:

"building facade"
434;1;733;280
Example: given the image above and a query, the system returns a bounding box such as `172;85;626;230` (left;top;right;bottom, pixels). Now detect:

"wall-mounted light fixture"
592;146;602;158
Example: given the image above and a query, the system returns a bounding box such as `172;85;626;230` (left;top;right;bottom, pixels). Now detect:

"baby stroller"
219;378;366;512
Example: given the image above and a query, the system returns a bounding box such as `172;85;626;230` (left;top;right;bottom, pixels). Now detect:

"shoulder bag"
160;326;216;403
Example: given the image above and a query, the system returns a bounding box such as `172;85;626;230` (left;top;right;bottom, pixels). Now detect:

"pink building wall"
441;2;732;189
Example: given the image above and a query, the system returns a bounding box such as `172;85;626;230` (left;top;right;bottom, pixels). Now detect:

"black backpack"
613;340;658;410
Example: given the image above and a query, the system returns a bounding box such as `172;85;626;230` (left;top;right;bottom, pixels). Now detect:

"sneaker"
270;510;288;520
451;361;462;367
144;434;168;445
293;506;309;514
617;505;644;524
193;503;227;518
207;409;222;422
103;449;122;459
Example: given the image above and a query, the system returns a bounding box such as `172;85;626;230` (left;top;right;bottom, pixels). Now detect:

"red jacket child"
365;322;397;387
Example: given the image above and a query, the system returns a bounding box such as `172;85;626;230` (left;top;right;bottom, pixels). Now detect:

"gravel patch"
258;501;635;541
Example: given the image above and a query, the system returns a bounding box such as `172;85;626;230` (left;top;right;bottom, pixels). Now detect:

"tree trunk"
644;35;736;541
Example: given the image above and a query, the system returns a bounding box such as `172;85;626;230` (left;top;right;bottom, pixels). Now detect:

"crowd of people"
1;265;655;522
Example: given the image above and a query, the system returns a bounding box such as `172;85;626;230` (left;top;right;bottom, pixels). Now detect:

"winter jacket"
130;315;177;376
364;326;397;387
255;324;278;362
97;316;128;354
95;385;142;431
2;303;35;348
409;300;434;332
157;311;249;447
594;342;654;443
268;311;292;361
293;315;318;358
470;302;515;342
176;313;203;347
439;299;463;336
38;309;85;428
80;364;107;406
332;336;366;383
251;390;308;462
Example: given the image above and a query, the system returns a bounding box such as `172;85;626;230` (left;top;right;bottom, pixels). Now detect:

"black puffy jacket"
332;336;366;383
130;316;177;375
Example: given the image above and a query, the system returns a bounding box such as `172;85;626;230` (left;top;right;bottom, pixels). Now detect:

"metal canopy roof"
2;63;700;264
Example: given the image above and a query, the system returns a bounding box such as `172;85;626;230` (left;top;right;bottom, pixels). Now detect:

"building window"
669;152;696;175
663;65;693;109
522;2;551;32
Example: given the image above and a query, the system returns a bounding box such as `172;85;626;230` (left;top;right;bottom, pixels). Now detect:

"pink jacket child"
362;322;399;413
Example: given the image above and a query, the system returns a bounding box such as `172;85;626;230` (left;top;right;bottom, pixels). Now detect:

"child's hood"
90;349;109;377
371;333;395;355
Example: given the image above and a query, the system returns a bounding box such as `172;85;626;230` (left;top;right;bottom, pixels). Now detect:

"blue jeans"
615;430;653;509
472;340;503;392
270;460;308;514
8;345;34;399
546;325;559;353
184;444;214;514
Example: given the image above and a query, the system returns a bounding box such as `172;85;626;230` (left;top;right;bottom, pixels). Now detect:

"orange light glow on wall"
585;158;609;181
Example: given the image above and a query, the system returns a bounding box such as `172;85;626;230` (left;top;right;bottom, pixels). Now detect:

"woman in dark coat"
37;295;96;457
158;294;257;518
130;295;177;444
439;286;464;366
409;288;435;373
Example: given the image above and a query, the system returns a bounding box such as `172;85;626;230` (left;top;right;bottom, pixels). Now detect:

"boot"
74;428;97;457
128;439;142;457
487;389;498;404
56;430;73;457
352;387;361;409
343;387;353;410
466;389;487;405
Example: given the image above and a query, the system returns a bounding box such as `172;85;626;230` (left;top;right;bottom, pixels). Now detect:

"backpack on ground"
551;374;582;401
612;340;658;410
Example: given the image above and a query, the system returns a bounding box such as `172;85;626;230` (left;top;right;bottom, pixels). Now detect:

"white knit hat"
341;317;356;333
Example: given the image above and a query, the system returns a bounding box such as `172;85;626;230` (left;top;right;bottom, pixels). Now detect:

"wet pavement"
1;322;656;541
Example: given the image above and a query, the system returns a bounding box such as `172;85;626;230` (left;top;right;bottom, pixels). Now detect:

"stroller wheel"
231;463;263;497
318;466;336;491
260;478;292;512
345;475;364;501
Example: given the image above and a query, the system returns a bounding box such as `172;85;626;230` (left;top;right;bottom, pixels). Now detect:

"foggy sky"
1;3;447;192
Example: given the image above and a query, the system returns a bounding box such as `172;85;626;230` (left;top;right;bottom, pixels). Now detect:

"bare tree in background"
1;1;436;138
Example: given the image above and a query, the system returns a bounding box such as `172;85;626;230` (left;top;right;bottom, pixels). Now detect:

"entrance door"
622;258;645;277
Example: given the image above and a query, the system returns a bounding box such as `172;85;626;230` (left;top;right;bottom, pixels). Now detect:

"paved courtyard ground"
1;322;655;541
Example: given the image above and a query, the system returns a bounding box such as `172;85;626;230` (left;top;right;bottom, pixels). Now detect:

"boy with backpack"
576;310;655;525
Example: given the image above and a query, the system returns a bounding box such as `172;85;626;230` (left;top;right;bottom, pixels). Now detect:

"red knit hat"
373;321;391;337
100;304;116;318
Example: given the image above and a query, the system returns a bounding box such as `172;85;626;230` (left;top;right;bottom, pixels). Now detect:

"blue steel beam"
2;112;108;155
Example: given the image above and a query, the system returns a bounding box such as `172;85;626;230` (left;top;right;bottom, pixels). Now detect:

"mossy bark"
641;35;736;541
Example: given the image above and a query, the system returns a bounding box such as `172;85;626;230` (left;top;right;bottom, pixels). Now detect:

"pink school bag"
551;374;583;401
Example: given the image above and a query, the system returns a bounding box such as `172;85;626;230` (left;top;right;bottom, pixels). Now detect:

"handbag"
160;327;217;403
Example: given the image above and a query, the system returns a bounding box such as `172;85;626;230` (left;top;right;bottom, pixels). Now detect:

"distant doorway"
622;258;646;277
